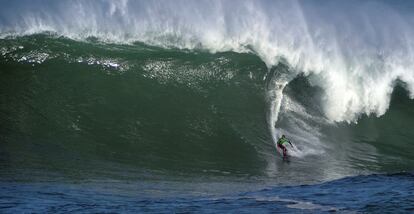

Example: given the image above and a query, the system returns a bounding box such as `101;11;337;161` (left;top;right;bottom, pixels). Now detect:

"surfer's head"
282;135;285;138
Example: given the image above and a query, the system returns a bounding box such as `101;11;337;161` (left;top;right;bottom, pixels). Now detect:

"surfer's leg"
280;145;287;156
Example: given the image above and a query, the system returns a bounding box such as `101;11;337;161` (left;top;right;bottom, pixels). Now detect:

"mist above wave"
1;0;414;122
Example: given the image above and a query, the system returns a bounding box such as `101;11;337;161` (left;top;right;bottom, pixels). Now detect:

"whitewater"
2;0;414;122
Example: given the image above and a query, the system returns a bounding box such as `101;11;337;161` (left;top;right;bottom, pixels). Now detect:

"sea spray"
1;0;414;123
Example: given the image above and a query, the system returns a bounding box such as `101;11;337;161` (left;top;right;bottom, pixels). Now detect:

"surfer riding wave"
277;135;293;158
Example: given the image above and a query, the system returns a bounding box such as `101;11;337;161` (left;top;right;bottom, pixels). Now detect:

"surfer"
277;135;293;158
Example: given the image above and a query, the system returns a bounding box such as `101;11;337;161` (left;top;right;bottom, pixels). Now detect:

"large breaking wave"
1;0;414;183
2;0;414;122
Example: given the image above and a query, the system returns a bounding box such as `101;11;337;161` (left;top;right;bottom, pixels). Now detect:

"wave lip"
2;0;414;123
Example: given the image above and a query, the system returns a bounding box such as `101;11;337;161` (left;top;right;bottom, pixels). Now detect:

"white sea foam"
254;196;338;212
1;0;413;123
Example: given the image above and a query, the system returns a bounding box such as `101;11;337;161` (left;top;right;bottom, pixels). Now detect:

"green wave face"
1;35;414;183
0;35;271;178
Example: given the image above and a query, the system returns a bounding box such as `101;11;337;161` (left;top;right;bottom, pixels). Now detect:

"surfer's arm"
288;141;293;147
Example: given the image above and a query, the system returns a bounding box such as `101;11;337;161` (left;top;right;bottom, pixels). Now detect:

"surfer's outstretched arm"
288;141;293;147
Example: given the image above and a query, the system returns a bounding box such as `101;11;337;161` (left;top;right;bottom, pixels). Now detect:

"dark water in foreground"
1;173;413;213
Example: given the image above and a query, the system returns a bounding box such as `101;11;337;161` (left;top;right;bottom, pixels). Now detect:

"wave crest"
1;0;414;122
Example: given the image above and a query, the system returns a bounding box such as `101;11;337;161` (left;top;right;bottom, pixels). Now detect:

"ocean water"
1;0;414;213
